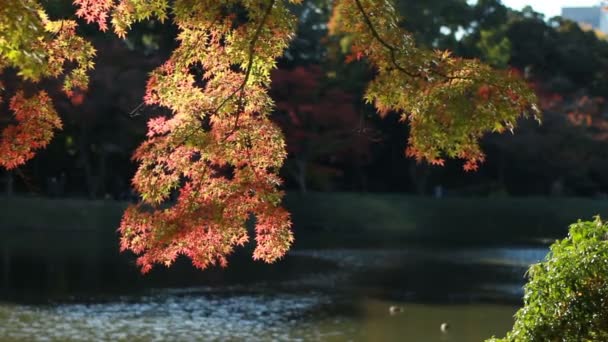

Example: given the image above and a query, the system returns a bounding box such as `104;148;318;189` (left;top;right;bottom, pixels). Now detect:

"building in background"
561;6;608;33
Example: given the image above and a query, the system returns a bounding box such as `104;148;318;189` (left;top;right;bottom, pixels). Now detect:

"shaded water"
0;246;548;341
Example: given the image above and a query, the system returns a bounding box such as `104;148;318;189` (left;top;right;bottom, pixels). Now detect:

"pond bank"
2;193;606;245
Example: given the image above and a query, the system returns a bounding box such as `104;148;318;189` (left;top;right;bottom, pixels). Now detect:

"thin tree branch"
168;0;276;146
129;101;145;117
128;17;222;118
353;0;471;82
219;0;277;142
352;0;422;78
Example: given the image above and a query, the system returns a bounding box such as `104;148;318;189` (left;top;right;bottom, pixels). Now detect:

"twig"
220;0;277;141
129;102;145;117
353;0;472;82
353;0;422;78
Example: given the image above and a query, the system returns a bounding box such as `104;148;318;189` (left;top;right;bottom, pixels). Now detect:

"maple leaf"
73;0;114;31
0;91;62;170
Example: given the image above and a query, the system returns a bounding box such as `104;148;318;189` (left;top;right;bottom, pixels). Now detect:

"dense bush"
489;217;608;341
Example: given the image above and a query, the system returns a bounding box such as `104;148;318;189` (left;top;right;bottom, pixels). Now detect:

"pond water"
0;246;548;341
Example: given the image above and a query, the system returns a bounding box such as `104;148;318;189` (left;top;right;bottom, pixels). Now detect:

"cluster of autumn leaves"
0;0;538;272
0;1;94;169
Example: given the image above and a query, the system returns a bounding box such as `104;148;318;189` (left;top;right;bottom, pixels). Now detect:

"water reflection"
290;246;548;269
0;246;548;341
0;289;517;341
291;246;548;302
1;291;332;341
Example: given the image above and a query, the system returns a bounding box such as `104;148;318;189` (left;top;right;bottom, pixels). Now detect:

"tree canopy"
0;0;538;272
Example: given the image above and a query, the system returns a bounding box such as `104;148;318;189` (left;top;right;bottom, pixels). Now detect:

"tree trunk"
295;159;307;193
409;162;429;195
5;171;13;196
79;125;97;199
356;162;368;192
2;247;10;291
98;151;107;198
497;152;506;190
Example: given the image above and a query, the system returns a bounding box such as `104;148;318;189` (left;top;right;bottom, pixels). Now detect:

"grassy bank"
1;193;607;253
286;193;608;246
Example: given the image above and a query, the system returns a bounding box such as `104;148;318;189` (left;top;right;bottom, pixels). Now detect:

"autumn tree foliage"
271;66;374;192
0;1;94;169
0;0;538;272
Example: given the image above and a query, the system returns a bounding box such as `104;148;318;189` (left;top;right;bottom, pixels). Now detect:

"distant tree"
394;0;472;49
271;65;374;192
0;0;537;272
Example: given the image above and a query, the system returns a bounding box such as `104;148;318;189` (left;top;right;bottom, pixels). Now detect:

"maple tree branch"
353;0;473;83
170;2;276;146
129;17;222;118
217;0;276;121
224;0;276;139
352;0;422;78
244;135;264;186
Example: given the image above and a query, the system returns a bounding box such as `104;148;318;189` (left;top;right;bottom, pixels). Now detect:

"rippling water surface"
0;246;548;341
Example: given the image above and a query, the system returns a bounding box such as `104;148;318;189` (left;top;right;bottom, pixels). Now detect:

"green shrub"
489;217;608;341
